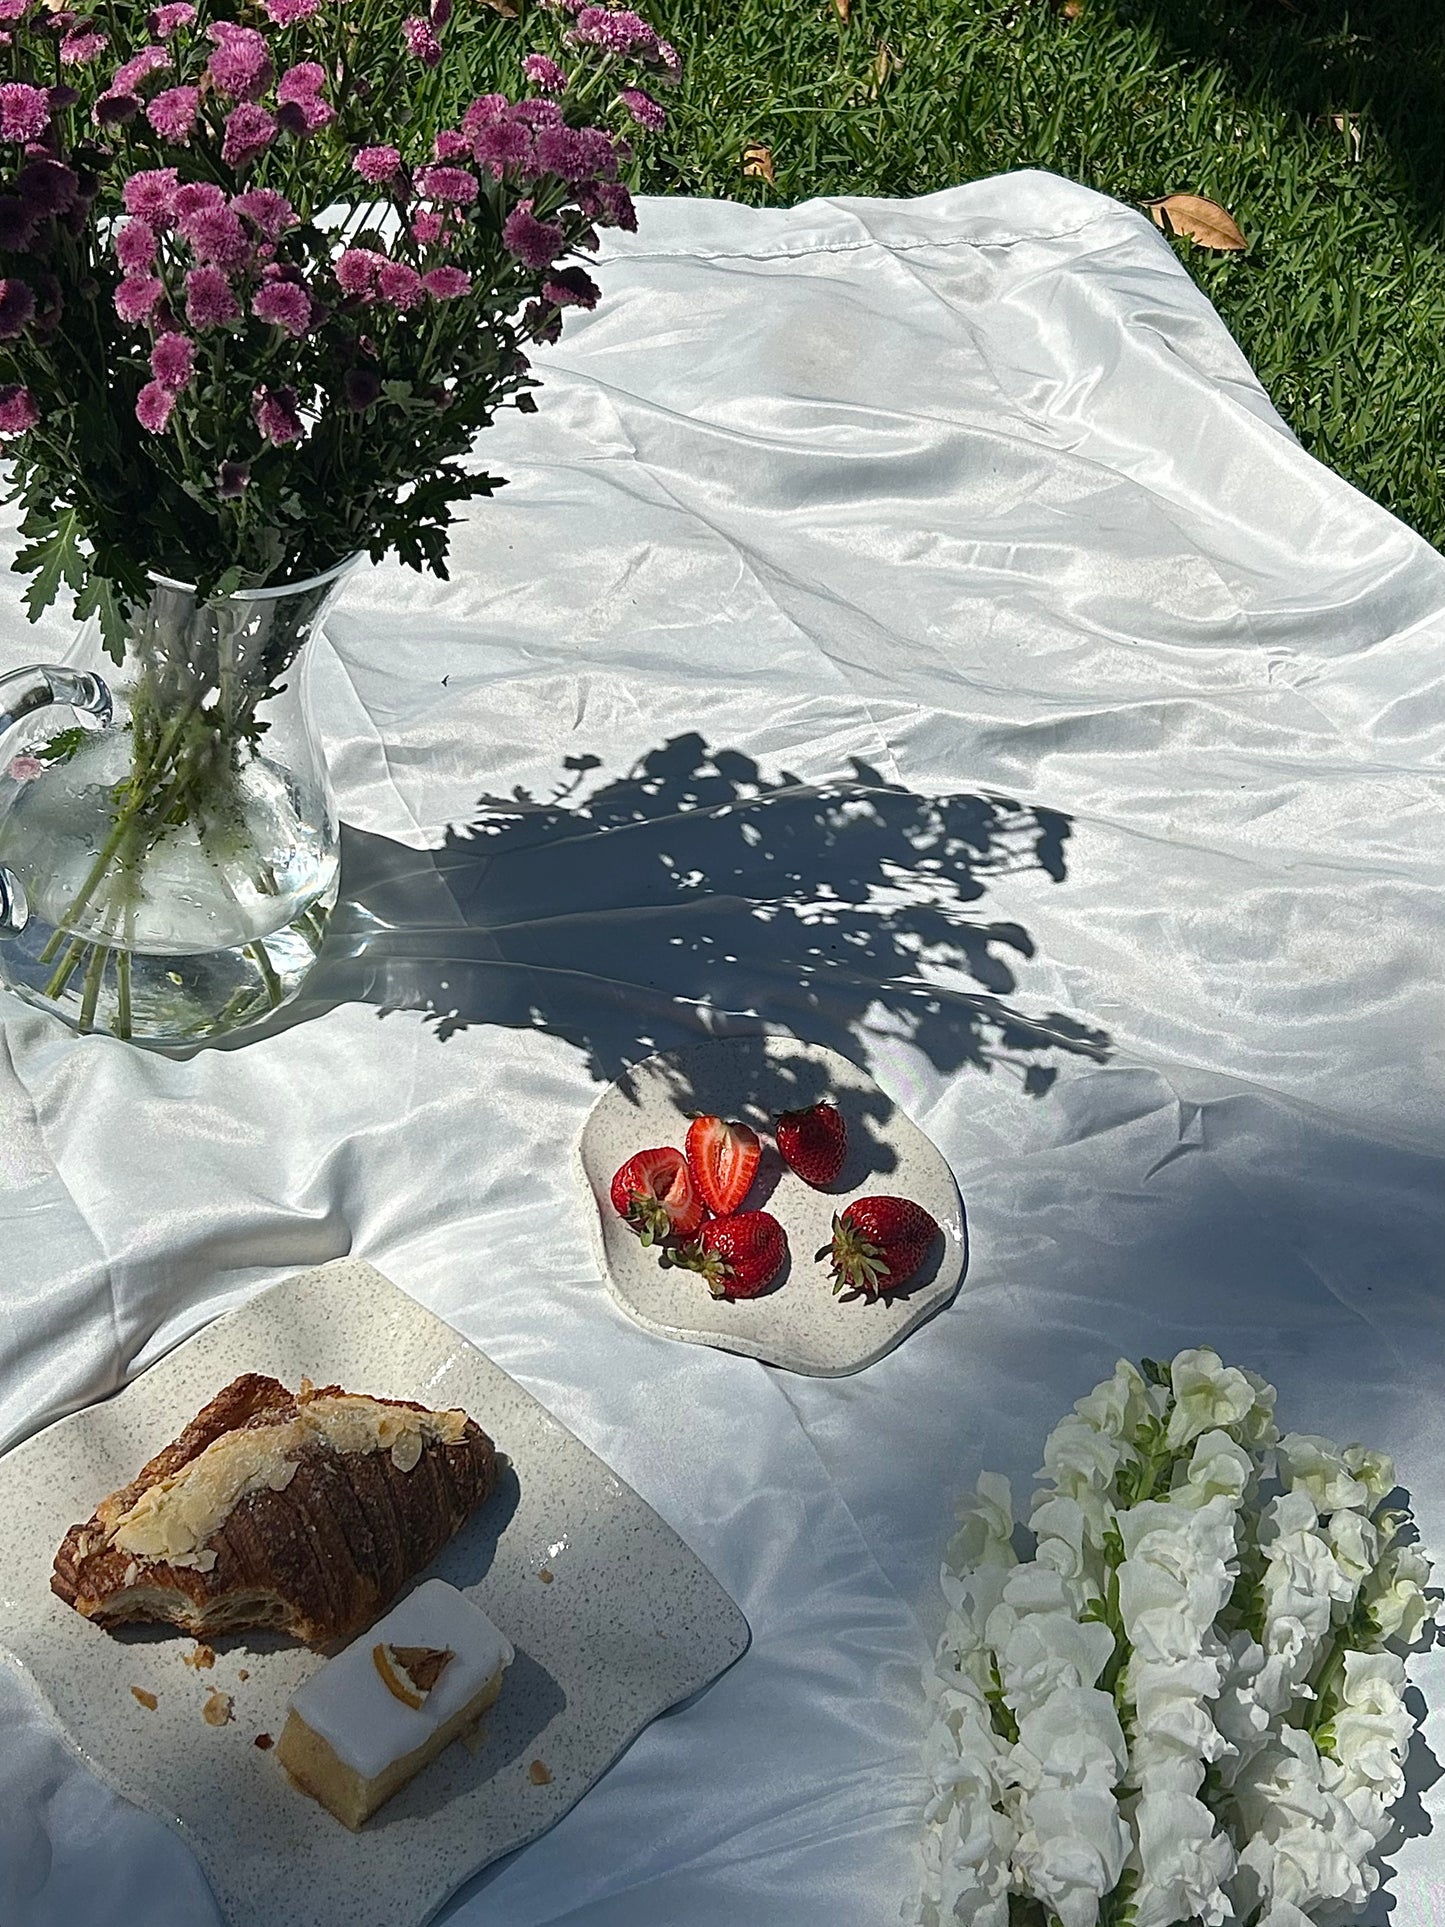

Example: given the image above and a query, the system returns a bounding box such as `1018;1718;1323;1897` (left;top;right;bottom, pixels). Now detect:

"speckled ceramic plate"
578;1037;968;1375
0;1259;750;1927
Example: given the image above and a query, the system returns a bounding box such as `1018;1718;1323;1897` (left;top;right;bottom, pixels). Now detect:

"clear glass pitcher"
0;556;356;1043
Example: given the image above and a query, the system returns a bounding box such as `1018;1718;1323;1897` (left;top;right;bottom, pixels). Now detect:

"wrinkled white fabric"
1;170;1443;1926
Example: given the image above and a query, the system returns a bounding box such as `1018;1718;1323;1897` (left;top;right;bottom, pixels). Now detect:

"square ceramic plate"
578;1037;968;1376
0;1259;750;1927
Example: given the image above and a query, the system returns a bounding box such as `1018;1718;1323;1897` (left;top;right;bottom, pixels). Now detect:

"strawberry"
668;1210;788;1300
818;1196;939;1297
609;1147;705;1246
685;1114;761;1215
775;1102;847;1188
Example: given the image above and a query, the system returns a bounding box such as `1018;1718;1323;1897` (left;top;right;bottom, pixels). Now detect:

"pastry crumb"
539;1567;554;1584
202;1690;233;1727
254;1732;273;1750
183;1643;216;1670
130;1686;158;1711
528;1759;552;1786
237;1669;249;1681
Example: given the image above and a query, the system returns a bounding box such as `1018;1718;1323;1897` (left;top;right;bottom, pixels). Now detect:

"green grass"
613;0;1445;549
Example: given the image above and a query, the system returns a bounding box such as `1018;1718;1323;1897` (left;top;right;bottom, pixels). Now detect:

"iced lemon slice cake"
277;1578;513;1828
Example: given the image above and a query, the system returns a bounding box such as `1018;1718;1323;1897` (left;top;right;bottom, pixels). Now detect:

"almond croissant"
51;1374;498;1648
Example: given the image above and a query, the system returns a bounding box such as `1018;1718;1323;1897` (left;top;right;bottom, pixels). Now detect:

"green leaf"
73;573;131;664
15;506;87;625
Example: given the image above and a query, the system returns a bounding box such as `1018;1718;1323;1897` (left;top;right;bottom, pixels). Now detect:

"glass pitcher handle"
0;664;113;931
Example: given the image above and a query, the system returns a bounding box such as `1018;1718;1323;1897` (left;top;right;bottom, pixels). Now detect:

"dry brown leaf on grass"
1144;193;1248;252
743;143;776;185
481;0;518;15
867;41;899;97
832;0;850;22
1329;112;1365;162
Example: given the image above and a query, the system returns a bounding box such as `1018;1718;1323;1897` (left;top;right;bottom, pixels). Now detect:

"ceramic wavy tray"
578;1037;968;1375
0;1259;750;1927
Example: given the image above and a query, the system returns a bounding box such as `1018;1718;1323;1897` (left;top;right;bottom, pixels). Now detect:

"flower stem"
114;945;132;1038
77;933;108;1032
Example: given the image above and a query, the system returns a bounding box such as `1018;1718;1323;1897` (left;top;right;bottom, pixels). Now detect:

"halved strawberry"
685;1115;761;1216
775;1102;847;1188
818;1196;939;1297
609;1147;705;1246
667;1210;787;1300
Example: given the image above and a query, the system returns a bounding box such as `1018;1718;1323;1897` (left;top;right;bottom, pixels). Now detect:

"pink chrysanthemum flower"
655;38;681;78
232;187;295;238
542;266;599;309
0;382;39;434
111;45;171;95
501;203;562;271
335;247;385;296
591;180;637;231
461;94;508;138
401;15;441;65
16;159;77;218
421;265;470;299
618;86;665;131
0;196;35;250
0;0;29;21
60;29;108;65
7;754;43;780
150;330;195;392
174;180;225;222
522;54;567;94
147;85;199;143
136;380;176;433
114;274;165;322
181;205;250;269
415;164;477;204
512;97;565;127
185;265;239;328
430;0;452;23
95;92;141;127
472;119;531;176
123;167;179;225
433;129;471;161
150;3;197;36
216;459;249;498
222;102;276;168
354;145;402;185
377;259;423;309
252;279;311;336
263;0;318;21
206;23;270;101
277;60;326;100
410;207;445;246
115;218;158;273
252;383;302;444
0;82;51;141
0;276;34;339
570;6;656;57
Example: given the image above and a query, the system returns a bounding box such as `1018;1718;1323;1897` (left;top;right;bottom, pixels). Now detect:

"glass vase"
0;556;356;1044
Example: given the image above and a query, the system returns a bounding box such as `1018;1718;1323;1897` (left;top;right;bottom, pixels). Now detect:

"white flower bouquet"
910;1350;1437;1927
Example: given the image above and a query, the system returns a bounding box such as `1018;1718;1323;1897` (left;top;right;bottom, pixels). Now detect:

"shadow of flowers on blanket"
294;733;1111;1088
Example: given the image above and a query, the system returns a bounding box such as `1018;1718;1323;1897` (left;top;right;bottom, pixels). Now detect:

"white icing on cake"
286;1579;513;1780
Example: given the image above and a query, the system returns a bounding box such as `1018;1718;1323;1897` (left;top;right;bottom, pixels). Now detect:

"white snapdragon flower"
1074;1358;1154;1442
997;1612;1115;1720
1327;1507;1380;1589
1277;1433;1374;1514
1343;1443;1397;1503
1040;1414;1128;1507
947;1473;1016;1574
1028;1494;1098;1599
1324;1650;1413;1805
1012;1785;1128;1927
1175;1429;1254;1511
1165;1349;1262;1451
984;1562;1080;1658
1365;1542;1433;1645
1129;1787;1236;1927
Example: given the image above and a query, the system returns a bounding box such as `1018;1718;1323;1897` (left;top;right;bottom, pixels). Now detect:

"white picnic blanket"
2;169;1444;1926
